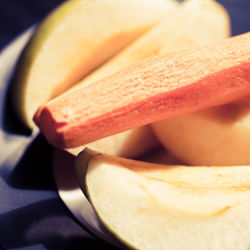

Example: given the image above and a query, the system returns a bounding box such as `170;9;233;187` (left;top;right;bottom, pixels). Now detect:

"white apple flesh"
75;148;250;250
152;97;250;166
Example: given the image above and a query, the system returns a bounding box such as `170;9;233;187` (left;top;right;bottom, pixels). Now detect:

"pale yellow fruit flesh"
67;0;229;157
146;0;242;166
13;0;176;128
152;97;250;166
75;149;250;250
71;0;230;90
67;125;159;157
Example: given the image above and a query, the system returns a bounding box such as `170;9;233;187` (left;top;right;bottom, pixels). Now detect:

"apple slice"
67;125;159;157
66;0;230;157
71;0;230;90
12;0;176;128
152;97;250;166
75;148;250;250
35;32;250;148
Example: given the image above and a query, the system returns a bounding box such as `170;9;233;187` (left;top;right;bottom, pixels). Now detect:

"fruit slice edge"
75;148;250;250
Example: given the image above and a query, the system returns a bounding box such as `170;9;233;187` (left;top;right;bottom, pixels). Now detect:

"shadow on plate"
0;133;55;191
0;198;119;250
1;63;32;136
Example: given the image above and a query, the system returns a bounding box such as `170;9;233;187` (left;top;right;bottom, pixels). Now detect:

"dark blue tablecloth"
0;0;64;50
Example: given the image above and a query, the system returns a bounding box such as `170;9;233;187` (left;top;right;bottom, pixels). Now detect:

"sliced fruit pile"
34;32;250;149
13;0;178;157
11;0;250;249
12;0;176;128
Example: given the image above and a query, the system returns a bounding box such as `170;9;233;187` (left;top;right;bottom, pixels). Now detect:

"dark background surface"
0;1;249;250
0;0;64;50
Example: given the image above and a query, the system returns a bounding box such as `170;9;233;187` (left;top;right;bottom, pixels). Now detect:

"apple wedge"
71;0;230;90
75;148;250;250
68;125;159;158
12;0;176;128
34;32;250;149
152;97;250;166
67;0;230;157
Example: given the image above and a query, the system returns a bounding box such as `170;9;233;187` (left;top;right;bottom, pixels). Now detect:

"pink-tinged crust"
34;32;250;148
